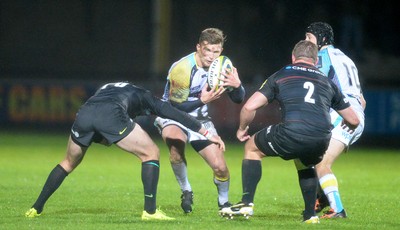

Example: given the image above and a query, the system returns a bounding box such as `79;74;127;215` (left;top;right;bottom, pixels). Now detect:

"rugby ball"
207;56;233;90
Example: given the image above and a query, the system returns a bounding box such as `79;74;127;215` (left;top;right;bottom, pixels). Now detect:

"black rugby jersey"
87;82;202;132
259;63;350;136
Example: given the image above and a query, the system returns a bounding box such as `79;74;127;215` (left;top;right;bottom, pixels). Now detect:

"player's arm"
330;81;360;131
237;92;268;142
171;100;204;112
171;85;225;112
221;67;245;103
167;79;204;112
337;106;360;131
145;92;225;150
360;93;366;109
227;84;245;103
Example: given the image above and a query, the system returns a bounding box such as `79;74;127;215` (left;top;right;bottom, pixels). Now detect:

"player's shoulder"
171;53;196;68
325;46;350;59
169;53;197;76
327;46;357;67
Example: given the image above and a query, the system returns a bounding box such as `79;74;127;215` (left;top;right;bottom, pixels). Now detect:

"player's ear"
315;56;319;66
291;54;296;63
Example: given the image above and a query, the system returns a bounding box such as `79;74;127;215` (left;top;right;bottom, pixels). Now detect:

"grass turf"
0;131;399;229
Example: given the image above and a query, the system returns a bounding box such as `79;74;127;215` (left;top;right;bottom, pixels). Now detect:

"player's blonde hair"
199;28;226;47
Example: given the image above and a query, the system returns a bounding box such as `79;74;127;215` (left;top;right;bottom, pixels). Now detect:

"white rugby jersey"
317;45;364;116
161;52;209;119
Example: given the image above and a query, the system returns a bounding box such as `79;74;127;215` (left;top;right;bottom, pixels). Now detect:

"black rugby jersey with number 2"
258;63;350;137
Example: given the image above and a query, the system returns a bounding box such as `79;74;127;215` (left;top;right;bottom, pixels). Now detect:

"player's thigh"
198;144;228;172
244;135;266;160
321;138;346;165
162;125;187;160
61;136;88;172
116;124;159;161
161;124;187;141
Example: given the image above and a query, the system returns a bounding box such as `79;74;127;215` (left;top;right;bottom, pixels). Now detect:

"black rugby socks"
32;164;69;213
141;160;160;214
241;159;262;204
297;167;318;220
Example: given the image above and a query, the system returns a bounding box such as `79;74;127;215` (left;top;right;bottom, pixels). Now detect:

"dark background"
1;0;399;86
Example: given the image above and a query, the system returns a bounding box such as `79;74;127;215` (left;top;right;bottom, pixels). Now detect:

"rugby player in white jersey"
155;28;245;214
305;22;366;218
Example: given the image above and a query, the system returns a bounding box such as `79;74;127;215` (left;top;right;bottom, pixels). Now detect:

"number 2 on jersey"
303;81;315;104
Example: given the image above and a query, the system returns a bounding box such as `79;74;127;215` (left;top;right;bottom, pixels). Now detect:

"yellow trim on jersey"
168;53;197;103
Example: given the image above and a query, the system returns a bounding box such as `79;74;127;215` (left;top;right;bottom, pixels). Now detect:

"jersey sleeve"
167;61;192;104
227;84;246;104
170;100;204;112
257;74;277;103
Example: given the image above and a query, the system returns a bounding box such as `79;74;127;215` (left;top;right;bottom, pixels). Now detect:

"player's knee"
142;144;160;159
169;152;184;164
214;170;229;179
244;150;263;160
166;138;186;156
60;160;76;173
212;164;229;178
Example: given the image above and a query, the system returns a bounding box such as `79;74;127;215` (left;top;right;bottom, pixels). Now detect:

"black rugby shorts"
70;102;134;147
254;124;329;166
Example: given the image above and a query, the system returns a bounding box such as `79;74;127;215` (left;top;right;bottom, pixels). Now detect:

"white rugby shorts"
330;109;365;146
154;117;218;142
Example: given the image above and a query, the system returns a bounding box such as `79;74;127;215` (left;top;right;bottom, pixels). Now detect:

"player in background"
154;28;245;213
219;40;360;223
305;22;366;218
25;82;225;220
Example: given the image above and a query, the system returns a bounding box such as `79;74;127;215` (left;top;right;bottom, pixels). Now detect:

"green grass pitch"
1;130;399;229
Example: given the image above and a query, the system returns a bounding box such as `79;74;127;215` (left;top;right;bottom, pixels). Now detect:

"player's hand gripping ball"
207;56;233;90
